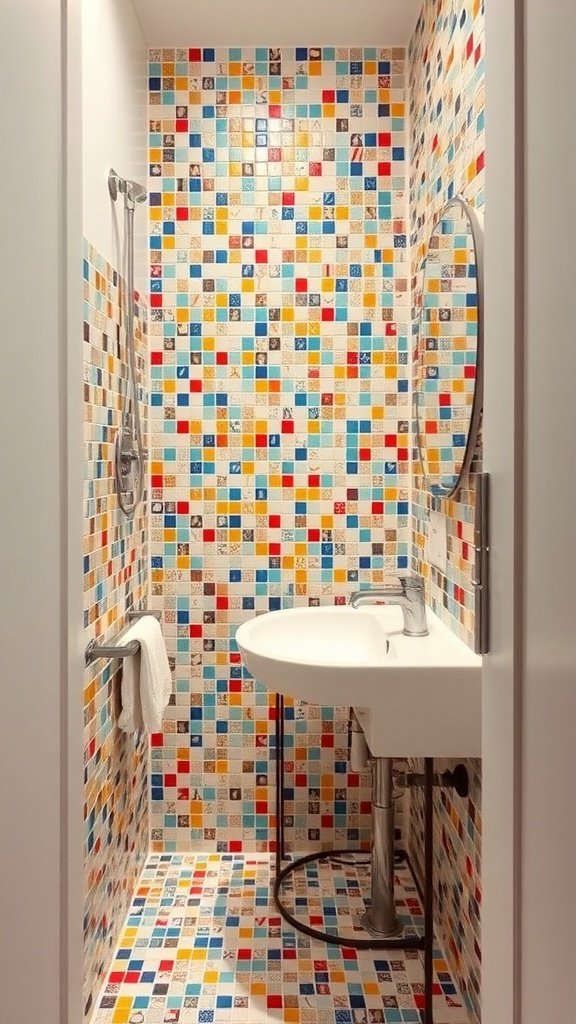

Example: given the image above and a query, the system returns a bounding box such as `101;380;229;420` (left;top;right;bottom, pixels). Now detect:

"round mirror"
415;197;483;498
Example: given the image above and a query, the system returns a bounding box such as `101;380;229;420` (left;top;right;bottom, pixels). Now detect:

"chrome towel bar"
84;609;162;666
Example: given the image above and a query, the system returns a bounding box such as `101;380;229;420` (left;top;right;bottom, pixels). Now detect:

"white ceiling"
133;0;424;47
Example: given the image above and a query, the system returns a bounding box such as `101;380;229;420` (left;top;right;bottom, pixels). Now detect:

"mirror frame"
416;196;485;499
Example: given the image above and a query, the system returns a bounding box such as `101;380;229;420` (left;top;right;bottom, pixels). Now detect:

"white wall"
482;3;522;1022
133;0;422;46
484;1;576;1021
82;0;147;291
521;0;576;1019
0;1;85;1022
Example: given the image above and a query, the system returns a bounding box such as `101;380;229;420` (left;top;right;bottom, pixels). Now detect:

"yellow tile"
363;982;380;995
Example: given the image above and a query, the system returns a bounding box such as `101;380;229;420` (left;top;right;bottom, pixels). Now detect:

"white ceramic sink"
236;604;481;757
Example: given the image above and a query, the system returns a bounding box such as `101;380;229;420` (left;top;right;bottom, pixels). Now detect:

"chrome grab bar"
84;608;162;666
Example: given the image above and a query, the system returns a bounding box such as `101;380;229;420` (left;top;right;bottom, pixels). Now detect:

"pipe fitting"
394;763;469;799
349;710;369;773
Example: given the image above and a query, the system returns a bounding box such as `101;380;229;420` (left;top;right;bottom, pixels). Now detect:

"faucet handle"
399;574;425;591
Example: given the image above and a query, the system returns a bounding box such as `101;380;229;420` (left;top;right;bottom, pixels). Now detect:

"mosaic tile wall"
407;3;484;1022
147;46;411;852
409;0;485;643
83;240;150;1019
416;206;479;494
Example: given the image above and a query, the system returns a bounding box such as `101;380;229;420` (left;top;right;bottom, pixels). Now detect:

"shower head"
108;168;147;205
125;179;148;204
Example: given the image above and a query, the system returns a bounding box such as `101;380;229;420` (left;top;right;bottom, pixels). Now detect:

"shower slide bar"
84;609;162;666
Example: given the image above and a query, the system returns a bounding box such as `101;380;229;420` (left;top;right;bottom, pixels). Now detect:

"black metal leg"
423;757;434;1024
278;693;285;860
274;693;286;874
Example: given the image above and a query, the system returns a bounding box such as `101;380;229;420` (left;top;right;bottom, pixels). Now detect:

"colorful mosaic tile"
416;206;479;493
409;0;485;643
147;47;410;853
91;852;469;1024
408;3;484;1022
83;239;150;1019
409;761;482;1023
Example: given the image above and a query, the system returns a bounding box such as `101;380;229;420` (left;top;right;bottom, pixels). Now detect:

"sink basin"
235;604;481;757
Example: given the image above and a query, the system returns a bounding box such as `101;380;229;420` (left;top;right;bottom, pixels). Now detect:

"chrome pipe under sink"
362;757;403;938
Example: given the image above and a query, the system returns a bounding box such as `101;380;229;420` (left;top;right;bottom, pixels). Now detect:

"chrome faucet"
349;576;429;637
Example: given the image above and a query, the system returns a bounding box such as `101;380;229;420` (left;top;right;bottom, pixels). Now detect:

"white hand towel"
117;616;172;735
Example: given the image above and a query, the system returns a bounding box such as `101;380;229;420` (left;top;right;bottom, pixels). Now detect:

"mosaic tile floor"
91;854;469;1024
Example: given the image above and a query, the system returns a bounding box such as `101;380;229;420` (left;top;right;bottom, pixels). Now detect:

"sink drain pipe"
360;757;403;938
